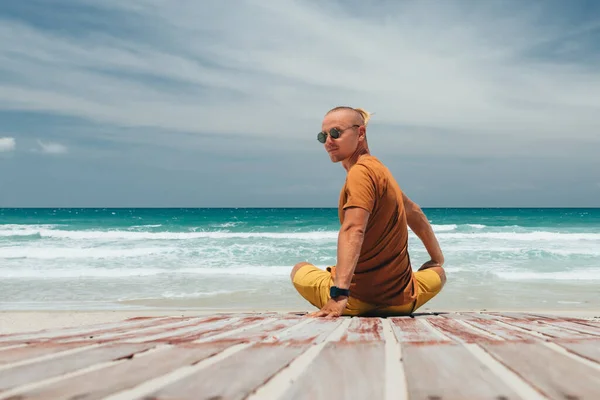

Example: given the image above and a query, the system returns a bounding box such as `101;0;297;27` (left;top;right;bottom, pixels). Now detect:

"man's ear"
358;126;366;141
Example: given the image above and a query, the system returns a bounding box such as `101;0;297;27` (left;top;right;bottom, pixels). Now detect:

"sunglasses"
317;125;360;143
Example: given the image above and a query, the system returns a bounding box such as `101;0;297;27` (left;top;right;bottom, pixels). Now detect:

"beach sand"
1;308;598;335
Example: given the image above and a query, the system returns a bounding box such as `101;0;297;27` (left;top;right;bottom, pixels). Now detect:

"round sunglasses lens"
317;132;326;143
329;128;341;139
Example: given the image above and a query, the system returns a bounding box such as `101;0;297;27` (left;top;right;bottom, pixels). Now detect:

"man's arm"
309;206;369;318
402;192;444;268
334;206;369;289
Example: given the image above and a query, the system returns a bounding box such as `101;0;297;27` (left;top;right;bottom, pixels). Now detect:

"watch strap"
330;286;350;298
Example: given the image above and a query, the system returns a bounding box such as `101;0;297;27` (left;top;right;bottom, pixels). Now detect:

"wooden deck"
0;312;599;399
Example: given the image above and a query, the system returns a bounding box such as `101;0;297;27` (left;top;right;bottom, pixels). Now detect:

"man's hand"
308;296;348;318
419;259;444;271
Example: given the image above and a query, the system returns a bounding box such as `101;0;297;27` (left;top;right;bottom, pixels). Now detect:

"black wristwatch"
330;286;350;299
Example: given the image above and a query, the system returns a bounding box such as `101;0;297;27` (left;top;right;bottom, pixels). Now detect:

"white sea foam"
0;247;174;259
493;270;600;281
437;231;600;241
3;225;599;243
0;228;339;240
467;224;486;229
430;224;458;231
157;289;251;299
443;245;600;256
0;266;293;278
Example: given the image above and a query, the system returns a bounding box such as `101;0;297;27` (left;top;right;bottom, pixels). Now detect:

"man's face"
320;110;362;163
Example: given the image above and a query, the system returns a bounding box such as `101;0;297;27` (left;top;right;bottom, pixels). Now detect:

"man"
291;106;446;318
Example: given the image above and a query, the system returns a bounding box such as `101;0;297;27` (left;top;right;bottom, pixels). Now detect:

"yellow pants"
292;264;443;316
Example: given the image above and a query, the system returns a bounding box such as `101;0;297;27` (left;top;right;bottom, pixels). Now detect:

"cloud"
0;1;599;208
0;0;598;160
0;137;15;152
34;140;68;155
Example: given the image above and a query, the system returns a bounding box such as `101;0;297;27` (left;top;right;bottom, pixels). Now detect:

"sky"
0;0;599;208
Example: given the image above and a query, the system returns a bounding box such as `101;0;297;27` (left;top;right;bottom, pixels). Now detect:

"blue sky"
0;0;599;207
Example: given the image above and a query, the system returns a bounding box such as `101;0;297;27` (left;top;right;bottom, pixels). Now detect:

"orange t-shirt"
338;155;416;306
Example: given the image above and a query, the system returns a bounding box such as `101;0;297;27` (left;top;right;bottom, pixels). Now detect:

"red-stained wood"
337;317;384;342
110;316;242;343
495;312;600;328
10;342;241;400
0;317;183;343
281;341;385;400
403;342;523;399
481;341;600;399
505;313;600;337
539;320;600;337
480;313;597;340
554;339;600;364
455;315;539;342
0;343;83;366
266;318;342;344
158;316;271;343
389;318;451;344
142;343;309;400
4;312;600;400
73;317;225;342
0;343;155;392
200;317;302;343
427;317;502;343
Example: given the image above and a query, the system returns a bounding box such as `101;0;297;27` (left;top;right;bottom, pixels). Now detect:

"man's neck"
342;148;370;172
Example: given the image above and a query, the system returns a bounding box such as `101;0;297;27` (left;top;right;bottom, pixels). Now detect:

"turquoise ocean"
1;208;599;311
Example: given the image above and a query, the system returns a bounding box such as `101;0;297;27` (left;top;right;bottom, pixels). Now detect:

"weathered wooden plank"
479;313;596;340
540;320;600;337
428;317;502;343
555;339;600;364
489;312;546;321
0;317;181;343
266;319;343;344
12;317;221;345
67;316;225;343
10;342;240;400
389;318;451;343
456;314;540;341
403;342;523;399
158;316;270;343
337;318;384;342
494;312;600;327
0;343;155;392
0;343;83;366
504;313;600;336
200;317;302;343
482;341;600;399
142;343;309;400
113;316;243;343
281;341;385;400
491;312;600;333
